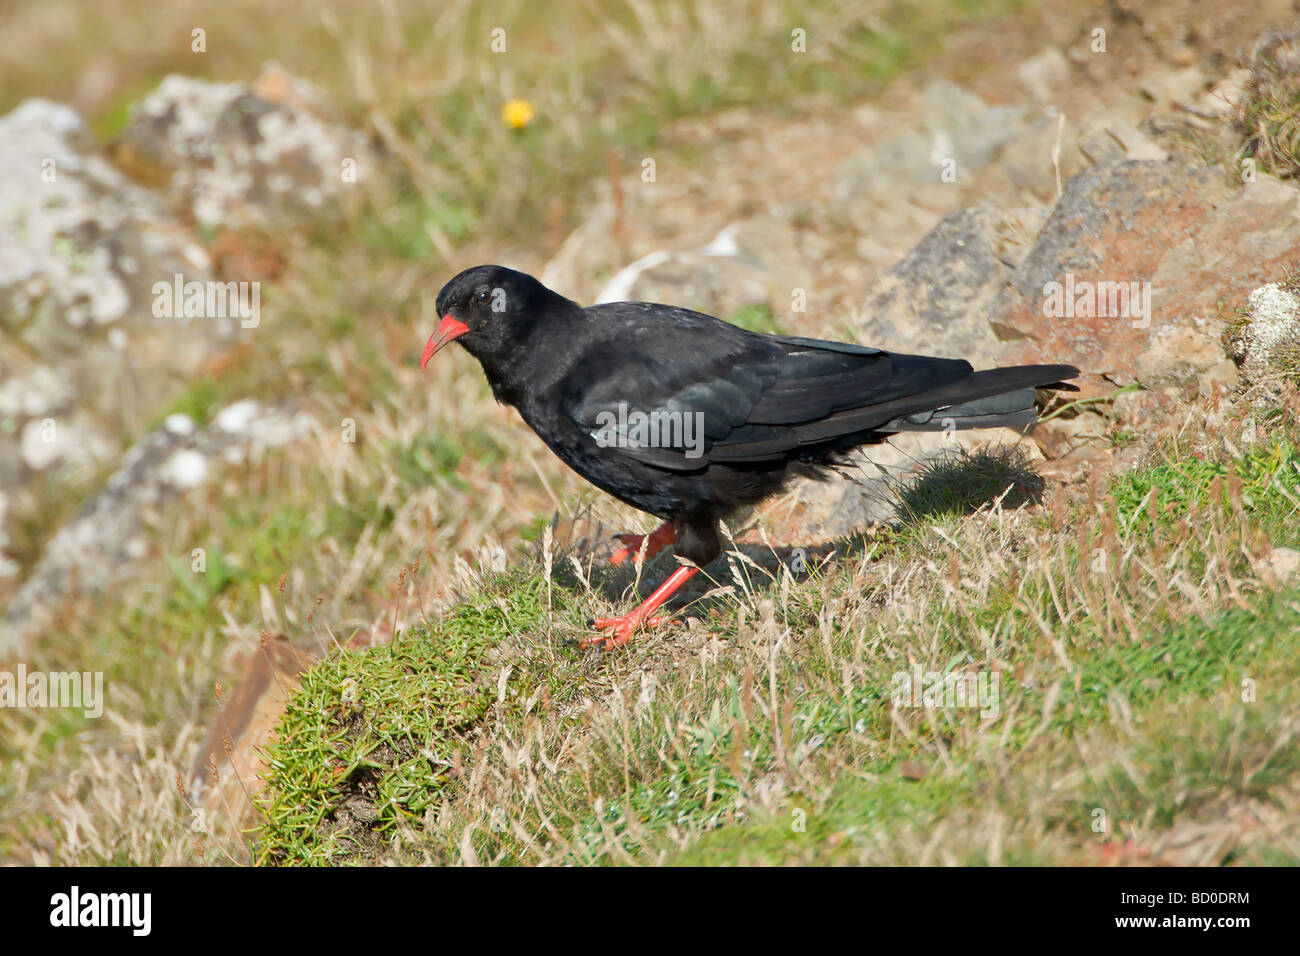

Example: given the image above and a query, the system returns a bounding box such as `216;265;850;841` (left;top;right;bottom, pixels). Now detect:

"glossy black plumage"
431;265;1078;568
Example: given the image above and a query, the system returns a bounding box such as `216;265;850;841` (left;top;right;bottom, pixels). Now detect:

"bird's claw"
579;614;665;650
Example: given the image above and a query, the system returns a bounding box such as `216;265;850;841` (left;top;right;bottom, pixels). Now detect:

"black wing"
566;304;1075;470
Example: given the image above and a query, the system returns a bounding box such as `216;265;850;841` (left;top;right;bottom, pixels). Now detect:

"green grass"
251;420;1300;865
726;304;781;335
257;616;499;865
293;0;1041;245
257;570;591;864
1110;427;1300;547
677;582;1299;864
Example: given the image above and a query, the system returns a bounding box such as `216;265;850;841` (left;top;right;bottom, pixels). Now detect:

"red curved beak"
421;314;470;370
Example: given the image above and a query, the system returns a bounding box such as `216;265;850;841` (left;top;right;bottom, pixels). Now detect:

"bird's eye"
475;289;492;305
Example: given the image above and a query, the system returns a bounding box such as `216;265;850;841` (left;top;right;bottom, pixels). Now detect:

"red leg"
582;565;700;650
609;520;675;566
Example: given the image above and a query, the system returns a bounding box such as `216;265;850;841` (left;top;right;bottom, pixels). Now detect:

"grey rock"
540;186;617;306
1260;546;1300;583
995;161;1300;395
119;68;371;229
819;428;1041;537
839;80;1027;193
0;97;233;579
924;80;1026;172
1079;119;1168;166
1138;66;1206;109
594;221;800;319
597;248;770;318
0;100;197;332
0;401;317;656
1077;128;1128;167
0;366;74;419
1135;322;1226;387
856;203;1049;366
1198;359;1240;399
1233;282;1300;384
1017;48;1070;104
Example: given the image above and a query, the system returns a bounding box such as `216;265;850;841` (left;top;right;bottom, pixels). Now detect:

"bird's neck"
477;293;586;406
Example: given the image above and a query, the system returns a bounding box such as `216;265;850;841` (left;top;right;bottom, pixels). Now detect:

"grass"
677;589;1297;865
1234;29;1300;180
726;304;781;334
247;405;1300;865
3;0;1037;248
895;445;1045;522
6;0;1299;868
3;0;1065;864
258;602;504;864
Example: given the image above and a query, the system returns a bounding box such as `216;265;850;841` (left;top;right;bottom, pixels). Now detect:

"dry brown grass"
248;385;1300;865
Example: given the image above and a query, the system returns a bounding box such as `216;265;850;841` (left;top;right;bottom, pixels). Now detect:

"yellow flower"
502;99;535;130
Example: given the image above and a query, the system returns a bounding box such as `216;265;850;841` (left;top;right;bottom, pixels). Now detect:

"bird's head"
422;265;557;370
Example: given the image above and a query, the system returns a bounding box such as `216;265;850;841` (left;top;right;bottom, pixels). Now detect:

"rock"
1198;359;1240;399
1139;66;1207;109
1259;546;1300;583
806;428;1044;537
1077;129;1127;167
1200;359;1242;399
1195;69;1251;118
838;80;1026;193
1135;323;1225;387
1231;282;1300;383
1112;387;1184;428
0;98;236;575
540;188;617;305
856;204;1049;366
923;80;1026;174
0;491;15;580
18;415;114;472
597;249;769;318
993;161;1300;395
0;366;74;419
117;68;371;229
995;108;1087;200
0;100;206;333
593;221;795;319
1079;119;1169;166
1017;48;1070;104
1030;410;1109;460
0;401;317;657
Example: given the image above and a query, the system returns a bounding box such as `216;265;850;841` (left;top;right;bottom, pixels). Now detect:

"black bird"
423;265;1078;649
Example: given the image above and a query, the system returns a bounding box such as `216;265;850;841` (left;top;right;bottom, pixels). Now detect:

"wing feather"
565;305;1074;470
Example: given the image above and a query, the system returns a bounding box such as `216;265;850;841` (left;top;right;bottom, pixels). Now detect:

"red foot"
581;614;667;649
609;520;675;566
579;564;700;650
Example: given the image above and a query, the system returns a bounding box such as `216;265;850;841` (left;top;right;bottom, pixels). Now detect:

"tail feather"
882;383;1040;433
877;364;1078;434
791;363;1079;442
